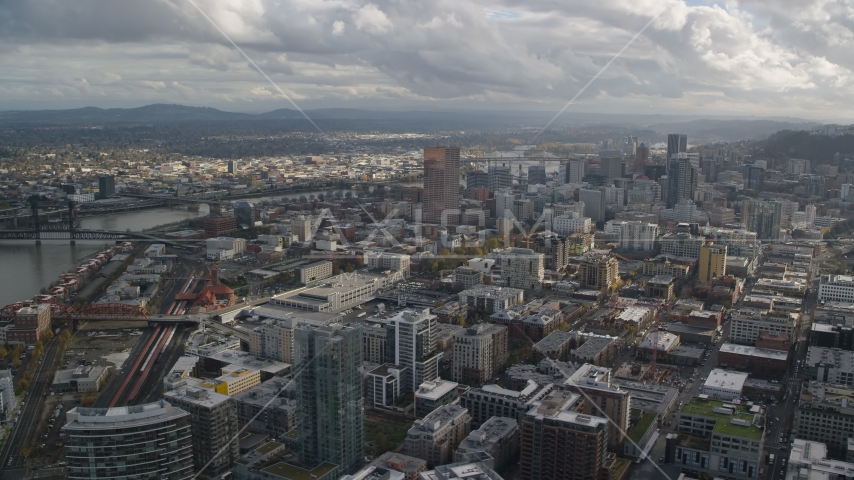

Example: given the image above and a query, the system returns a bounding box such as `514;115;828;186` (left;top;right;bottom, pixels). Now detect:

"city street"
0;337;61;480
631;249;818;480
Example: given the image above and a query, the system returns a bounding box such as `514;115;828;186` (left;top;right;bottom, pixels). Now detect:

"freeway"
0;337;61;480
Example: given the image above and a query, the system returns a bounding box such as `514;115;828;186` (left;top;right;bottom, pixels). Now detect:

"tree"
0;346;7;358
17;378;28;391
59;330;71;342
11;357;20;368
42;329;55;342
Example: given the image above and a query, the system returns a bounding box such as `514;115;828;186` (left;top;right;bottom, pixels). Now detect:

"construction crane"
650;316;660;379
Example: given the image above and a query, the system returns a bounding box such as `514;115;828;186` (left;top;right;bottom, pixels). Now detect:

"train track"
125;325;174;402
107;326;162;408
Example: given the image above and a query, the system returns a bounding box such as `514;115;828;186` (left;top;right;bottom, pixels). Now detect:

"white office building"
389;308;439;393
487;248;544;290
819;275;854;304
604;220;659;252
553;213;593;235
660;233;706;260
702;369;748;401
729;310;798;345
364;250;411;275
206;237;246;260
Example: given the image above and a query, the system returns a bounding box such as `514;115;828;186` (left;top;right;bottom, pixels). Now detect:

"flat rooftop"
571;336;616;358
704;369;748;390
719;343;788;361
64;401;187;429
680;398;762;440
205;350;291;376
806;346;854;369
612;380;679;416
412;404;469;433
247;304;341;324
416;379;459;401
261;461;337;480
230;377;295;408
164;387;232;408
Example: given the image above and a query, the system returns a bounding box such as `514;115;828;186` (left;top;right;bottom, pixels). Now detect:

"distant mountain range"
0;103;825;142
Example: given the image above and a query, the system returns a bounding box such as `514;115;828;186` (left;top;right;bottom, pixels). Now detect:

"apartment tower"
295;324;365;474
699;243;728;284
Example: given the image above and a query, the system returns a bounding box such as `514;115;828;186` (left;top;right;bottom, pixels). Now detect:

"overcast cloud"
0;0;852;119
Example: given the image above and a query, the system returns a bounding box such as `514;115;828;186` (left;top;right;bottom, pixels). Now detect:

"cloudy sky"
0;0;852;119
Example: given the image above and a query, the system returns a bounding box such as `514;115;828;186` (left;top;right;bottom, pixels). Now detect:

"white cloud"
0;0;852;117
332;20;345;36
353;3;393;35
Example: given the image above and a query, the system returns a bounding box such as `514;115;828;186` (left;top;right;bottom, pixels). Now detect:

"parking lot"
63;321;148;377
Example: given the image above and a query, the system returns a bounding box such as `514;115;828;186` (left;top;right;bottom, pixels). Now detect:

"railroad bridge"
0;302;200;328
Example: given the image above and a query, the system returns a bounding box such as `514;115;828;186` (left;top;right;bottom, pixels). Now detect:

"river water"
0;205;210;307
0;181;437;307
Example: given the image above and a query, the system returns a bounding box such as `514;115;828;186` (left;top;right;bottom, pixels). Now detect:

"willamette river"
0;206;211;307
0;185;391;307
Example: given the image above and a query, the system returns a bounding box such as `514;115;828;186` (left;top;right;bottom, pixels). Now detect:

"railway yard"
0;244;210;477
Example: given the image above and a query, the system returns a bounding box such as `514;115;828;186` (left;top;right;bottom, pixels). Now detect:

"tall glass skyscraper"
666;133;688;175
296;324;365;475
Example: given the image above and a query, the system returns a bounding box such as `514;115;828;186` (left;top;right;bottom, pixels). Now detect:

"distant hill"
0;104;252;124
763;129;854;163
647;119;821;144
0;104;827;143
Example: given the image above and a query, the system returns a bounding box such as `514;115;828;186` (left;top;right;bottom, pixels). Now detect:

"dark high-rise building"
164;388;239;477
559;159;585;184
643;164;667;181
296;324;364;475
98;175;115;199
528;165;547;185
745;166;766;191
227;159;236;174
810;324;854;351
701;156;720;183
520;390;610;480
579;188;607;223
466;170;488;197
424;147;461;224
634;143;650;173
743;199;783;241
233;200;256;226
599;157;623;179
666;157;698;207
666;134;688;173
488;165;512;193
805;175;827;198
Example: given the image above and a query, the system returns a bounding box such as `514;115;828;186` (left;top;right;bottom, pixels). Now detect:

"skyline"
0;0;853;121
